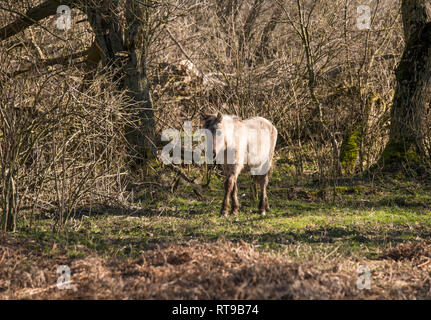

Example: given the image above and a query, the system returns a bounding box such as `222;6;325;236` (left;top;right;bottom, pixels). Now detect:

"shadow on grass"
174;223;431;249
270;194;431;216
78;225;431;259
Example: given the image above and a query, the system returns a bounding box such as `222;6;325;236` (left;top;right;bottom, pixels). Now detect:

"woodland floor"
1;164;431;299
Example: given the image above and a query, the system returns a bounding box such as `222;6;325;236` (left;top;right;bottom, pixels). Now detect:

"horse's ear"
216;112;223;122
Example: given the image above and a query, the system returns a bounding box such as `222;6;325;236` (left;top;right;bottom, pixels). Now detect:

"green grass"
12;168;431;262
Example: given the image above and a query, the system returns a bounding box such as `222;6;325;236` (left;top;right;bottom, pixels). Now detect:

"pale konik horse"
202;112;277;216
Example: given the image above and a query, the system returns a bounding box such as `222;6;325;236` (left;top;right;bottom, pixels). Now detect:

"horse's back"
239;116;277;174
244;116;276;133
243;117;277;147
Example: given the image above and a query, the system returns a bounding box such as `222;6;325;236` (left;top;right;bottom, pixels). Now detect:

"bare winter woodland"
1;0;431;300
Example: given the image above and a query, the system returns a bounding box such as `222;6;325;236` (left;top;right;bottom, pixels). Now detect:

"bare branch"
6;46;90;78
0;0;76;41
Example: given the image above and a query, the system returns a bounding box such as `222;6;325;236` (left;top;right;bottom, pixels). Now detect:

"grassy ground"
2;163;431;299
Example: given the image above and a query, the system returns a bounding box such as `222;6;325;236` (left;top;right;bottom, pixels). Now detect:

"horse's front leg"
231;181;240;215
221;173;236;216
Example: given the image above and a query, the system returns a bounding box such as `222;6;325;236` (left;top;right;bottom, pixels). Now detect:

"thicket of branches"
0;0;430;231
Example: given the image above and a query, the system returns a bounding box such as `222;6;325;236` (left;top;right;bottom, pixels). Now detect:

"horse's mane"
225;114;242;121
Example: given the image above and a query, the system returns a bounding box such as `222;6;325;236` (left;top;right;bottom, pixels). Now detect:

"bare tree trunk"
256;8;281;63
381;0;431;171
123;0;156;160
86;0;155;163
238;0;264;61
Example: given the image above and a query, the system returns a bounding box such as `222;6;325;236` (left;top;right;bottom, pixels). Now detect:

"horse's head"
201;112;223;160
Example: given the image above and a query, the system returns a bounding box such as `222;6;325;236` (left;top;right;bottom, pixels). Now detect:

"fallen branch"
163;164;204;199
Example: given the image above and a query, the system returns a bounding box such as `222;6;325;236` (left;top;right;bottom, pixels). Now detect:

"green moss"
380;141;426;175
381;141;404;164
335;185;364;195
340;124;362;175
382;141;421;163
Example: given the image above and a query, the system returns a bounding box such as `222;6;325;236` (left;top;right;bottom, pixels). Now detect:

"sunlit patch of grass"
13;165;431;263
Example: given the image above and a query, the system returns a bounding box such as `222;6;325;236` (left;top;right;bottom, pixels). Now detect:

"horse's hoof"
220;211;229;217
260;210;266;216
231;209;239;216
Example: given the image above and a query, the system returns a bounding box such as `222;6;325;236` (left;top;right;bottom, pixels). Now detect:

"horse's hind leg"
258;174;269;215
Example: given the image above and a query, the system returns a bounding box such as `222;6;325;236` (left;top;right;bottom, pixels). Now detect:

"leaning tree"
0;0;156;163
380;0;431;172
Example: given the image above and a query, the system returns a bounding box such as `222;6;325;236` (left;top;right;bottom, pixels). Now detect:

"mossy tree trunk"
381;0;431;171
340;123;361;175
